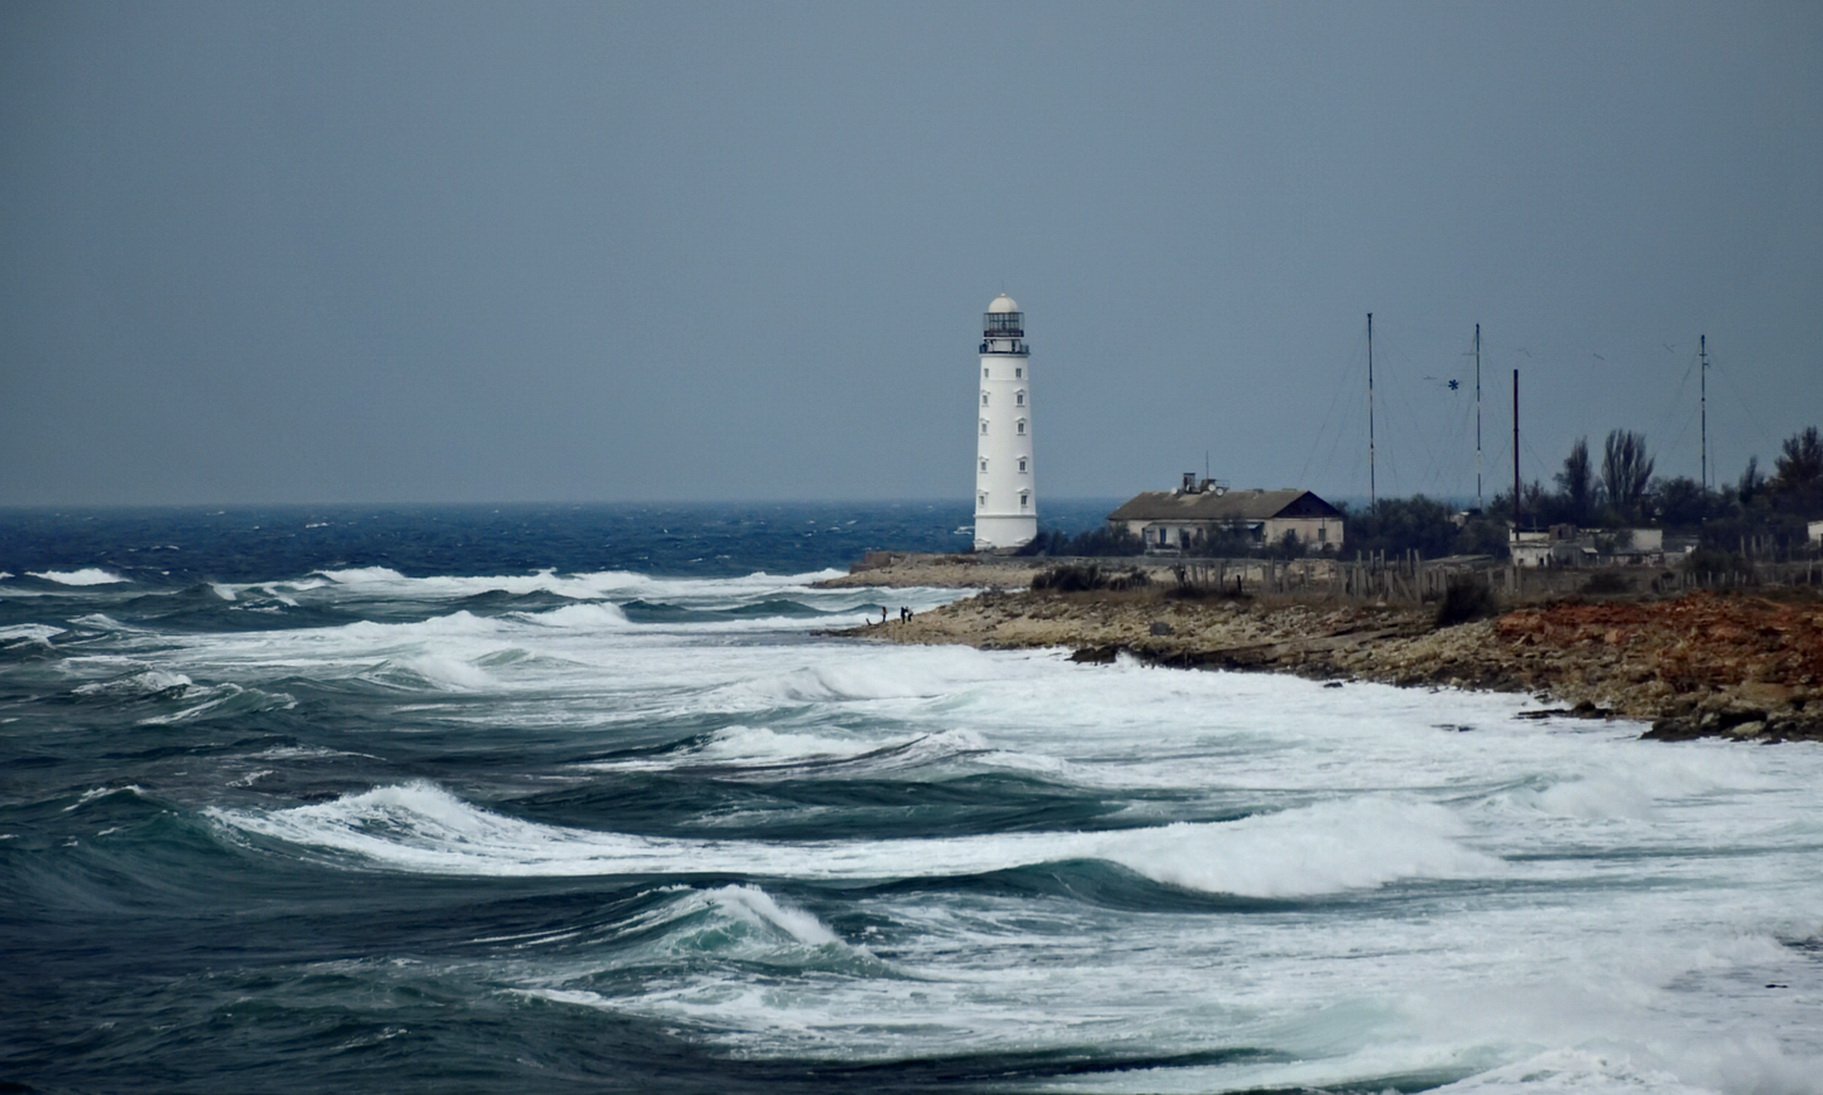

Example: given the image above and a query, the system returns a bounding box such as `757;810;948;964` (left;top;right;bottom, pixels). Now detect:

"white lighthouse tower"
974;293;1037;550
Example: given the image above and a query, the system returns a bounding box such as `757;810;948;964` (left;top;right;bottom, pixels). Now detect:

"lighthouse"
974;294;1037;551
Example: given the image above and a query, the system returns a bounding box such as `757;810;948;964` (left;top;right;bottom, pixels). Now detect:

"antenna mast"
1512;369;1522;532
1367;313;1377;514
1700;334;1709;491
1475;323;1483;510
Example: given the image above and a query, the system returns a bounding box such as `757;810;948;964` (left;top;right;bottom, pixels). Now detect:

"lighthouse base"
973;514;1037;552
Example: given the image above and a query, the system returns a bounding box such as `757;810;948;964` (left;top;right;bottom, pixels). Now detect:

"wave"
62;666;296;723
62;784;151;813
207;783;1500;899
717;647;1015;707
363;654;498;693
72;669;195;700
580;726;1008;785
637;884;843;951
516;603;631;629
303;566;852;606
0;623;66;643
26;568;127;586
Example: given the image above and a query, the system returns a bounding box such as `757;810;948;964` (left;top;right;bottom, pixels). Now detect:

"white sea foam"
1103;798;1501;898
28;568;126;586
0;623;65;643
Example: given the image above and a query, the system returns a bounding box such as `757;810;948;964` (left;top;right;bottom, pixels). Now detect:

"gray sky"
4;1;1820;506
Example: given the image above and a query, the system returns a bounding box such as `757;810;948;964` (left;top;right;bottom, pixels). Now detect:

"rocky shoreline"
825;556;1823;743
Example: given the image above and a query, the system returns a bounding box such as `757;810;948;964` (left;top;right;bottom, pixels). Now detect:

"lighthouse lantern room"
974;294;1037;550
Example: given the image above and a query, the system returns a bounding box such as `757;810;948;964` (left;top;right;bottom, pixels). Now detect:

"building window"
1015;390;1026;406
979;458;988;473
1017;457;1027;473
980;419;989;434
977;492;987;508
1318;525;1328;543
1015;418;1026;435
983;367;990;379
981;392;989;406
1019;491;1029;510
1015;367;1023;378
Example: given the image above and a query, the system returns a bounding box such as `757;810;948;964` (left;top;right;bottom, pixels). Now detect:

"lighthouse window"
977;492;987;508
1019;491;1029;510
983;367;990;379
980;419;989;435
979;458;988;473
981;392;989;406
1015;367;1023;378
1016;419;1026;435
1015;390;1026;406
1018;457;1027;473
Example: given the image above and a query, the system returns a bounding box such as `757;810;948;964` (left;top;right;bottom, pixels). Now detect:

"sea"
3;502;1821;1094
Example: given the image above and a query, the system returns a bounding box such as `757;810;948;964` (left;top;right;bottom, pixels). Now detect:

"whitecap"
27;568;126;586
63;785;148;812
73;670;194;698
0;623;65;643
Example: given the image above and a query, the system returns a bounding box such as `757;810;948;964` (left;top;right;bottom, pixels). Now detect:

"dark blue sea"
4;503;1821;1093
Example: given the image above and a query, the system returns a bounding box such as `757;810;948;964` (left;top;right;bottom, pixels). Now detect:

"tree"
1600;429;1655;523
1771;426;1823;515
1737;456;1766;507
1649;476;1713;529
1342;496;1462;559
1553;437;1595;526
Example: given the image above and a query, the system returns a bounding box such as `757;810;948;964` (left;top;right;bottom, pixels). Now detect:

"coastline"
827;554;1823;743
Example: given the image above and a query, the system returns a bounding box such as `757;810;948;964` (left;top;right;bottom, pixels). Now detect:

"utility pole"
1475;323;1483;510
1700;334;1709;491
1512;369;1522;533
1367;313;1377;515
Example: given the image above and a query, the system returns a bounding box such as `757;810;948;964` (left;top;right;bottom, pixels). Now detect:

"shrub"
1434;576;1499;627
1683;548;1746;580
1031;564;1105;592
1579;571;1632;595
1104;568;1151;591
1031;564;1149;593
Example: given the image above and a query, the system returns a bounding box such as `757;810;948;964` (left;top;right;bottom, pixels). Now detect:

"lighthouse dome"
987;294;1020;314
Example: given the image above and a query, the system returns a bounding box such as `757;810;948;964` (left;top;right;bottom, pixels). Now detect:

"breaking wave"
208;783;1501;899
26;568;127;586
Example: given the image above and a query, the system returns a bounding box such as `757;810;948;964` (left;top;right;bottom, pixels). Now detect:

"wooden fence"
1160;550;1823;606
